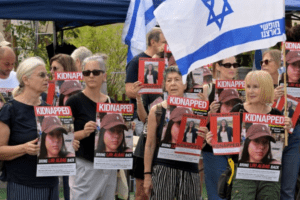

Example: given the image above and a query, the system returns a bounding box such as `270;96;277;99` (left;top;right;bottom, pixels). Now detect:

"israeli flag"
154;0;286;81
122;0;157;63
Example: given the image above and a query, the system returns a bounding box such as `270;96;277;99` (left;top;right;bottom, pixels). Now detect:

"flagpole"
282;42;288;146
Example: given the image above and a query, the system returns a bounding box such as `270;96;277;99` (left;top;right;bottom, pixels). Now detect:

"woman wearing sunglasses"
50;54;77;79
200;56;240;200
0;57;60;199
65;55;117;200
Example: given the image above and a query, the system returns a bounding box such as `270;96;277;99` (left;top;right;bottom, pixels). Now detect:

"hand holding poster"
236;113;285;182
175;114;207;156
210;113;241;155
138;58;164;94
157;96;208;163
35;106;76;177
94;103;134;169
215;80;245;113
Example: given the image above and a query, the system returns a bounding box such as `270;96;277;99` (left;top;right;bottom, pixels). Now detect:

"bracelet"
144;172;152;175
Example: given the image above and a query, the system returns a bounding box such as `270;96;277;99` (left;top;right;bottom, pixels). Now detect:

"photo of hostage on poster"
275;94;300;131
214;80;245;113
236;113;285;182
157;96;208;163
94;103;134;169
210;113;241;155
186;66;213;94
279;42;300;98
174;114;207;158
47;72;83;106
138;57;165;94
34;106;76;177
0;88;13;108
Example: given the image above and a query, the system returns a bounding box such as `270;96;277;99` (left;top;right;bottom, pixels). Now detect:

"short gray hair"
71;46;93;63
82;55;106;71
12;57;45;97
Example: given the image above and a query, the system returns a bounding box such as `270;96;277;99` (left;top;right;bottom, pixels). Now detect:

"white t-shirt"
0;71;19;89
186;131;193;143
147;74;154;84
220;131;229;142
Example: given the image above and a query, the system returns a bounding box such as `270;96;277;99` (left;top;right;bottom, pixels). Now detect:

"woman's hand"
24;138;40;155
206;131;213;145
132;81;143;97
274;85;284;100
144;174;153;197
284;116;293;133
83;121;97;138
209;101;220;113
72;139;80;151
198;127;209;138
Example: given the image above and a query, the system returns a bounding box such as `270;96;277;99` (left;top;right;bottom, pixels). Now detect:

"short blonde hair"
244;70;274;104
12;57;45;97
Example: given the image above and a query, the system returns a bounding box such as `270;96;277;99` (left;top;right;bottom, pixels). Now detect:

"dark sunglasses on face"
220;63;240;68
260;59;273;66
82;69;104;76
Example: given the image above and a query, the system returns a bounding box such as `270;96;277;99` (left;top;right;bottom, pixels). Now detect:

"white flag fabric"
154;0;286;81
122;0;157;63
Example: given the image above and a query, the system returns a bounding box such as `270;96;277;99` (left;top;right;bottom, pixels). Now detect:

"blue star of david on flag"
202;0;233;30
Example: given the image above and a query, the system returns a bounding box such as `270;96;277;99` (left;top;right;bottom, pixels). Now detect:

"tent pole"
53;21;57;53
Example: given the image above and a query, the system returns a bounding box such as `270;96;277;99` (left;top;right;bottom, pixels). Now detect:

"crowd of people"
0;24;299;200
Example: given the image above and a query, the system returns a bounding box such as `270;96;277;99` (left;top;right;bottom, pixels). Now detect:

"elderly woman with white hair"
0;57;60;199
65;55;117;200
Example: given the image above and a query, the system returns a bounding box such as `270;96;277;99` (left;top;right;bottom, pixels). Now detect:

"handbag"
217;158;235;200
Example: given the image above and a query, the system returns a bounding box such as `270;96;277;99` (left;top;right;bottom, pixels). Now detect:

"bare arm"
144;105;158;196
136;94;147;123
74;121;97;141
0;121;39;161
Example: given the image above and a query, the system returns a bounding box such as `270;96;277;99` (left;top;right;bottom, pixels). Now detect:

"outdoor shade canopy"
0;0;297;31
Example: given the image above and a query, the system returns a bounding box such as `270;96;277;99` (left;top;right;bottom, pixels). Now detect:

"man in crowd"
0;46;18;88
71;46;93;71
125;28;167;136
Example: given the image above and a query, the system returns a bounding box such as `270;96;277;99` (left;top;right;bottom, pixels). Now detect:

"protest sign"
157;96;208;163
210;113;241;155
94;103;134;169
35;106;76;177
236;113;285;182
138;57;164;94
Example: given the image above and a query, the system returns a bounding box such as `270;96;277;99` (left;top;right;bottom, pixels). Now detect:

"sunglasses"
37;72;48;79
220;63;240;68
82;70;104;76
260;59;273;66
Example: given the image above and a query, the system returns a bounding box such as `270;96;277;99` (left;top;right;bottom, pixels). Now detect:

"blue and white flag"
252;48;269;71
154;0;286;81
122;0;157;63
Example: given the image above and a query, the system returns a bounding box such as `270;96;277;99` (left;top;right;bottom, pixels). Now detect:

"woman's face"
165;72;186;97
45;132;63;157
287;61;300;83
217;57;238;80
171;122;180;143
261;53;279;75
248;137;269;163
221;120;226;127
104;125;124;152
287;101;292;108
189;121;194;128
27;65;49;94
148;64;153;71
83;61;106;89
245;77;261;104
50;61;64;79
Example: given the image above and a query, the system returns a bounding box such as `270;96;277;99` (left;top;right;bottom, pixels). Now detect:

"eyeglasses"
82;69;104;76
220;63;240;68
260;59;273;66
37;72;48;79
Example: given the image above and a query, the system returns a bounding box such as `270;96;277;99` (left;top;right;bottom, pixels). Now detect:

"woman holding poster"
183;120;198;143
144;63;158;84
144;66;208;199
207;70;292;199
66;55;117;200
200;56;240;200
0;57;60;199
217;119;232;143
